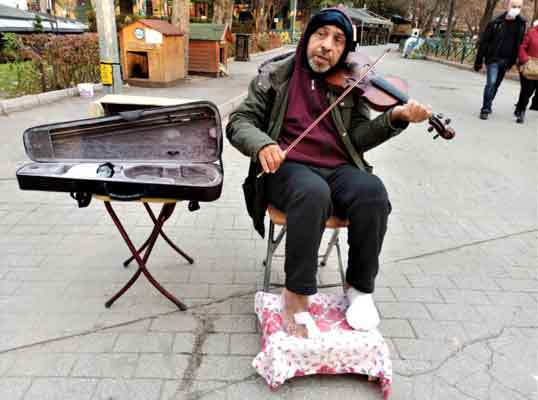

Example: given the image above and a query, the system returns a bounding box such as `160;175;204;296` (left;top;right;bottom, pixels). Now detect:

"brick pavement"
0;45;536;399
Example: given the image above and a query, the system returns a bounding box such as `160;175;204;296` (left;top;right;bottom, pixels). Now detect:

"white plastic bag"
77;83;94;98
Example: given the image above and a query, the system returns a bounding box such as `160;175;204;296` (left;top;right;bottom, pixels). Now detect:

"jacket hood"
297;7;355;78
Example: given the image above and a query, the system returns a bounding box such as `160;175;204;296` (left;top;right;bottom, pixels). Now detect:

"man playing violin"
227;8;431;338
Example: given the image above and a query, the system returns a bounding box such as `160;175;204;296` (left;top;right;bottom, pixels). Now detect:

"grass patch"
0;61;42;98
0;63;17;97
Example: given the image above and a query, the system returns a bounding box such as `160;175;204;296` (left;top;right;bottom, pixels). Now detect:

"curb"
248;45;295;60
0;83;104;116
230;44;295;63
425;56;520;82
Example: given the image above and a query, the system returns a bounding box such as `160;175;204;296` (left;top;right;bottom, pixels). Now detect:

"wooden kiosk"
120;19;186;87
189;23;232;77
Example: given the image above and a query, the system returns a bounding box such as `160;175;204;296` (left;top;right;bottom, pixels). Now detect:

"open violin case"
16;100;223;207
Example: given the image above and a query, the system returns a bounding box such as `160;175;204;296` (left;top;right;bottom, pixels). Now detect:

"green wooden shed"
189;23;232;77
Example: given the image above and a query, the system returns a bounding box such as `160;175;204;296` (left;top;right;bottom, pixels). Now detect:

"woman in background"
515;20;538;123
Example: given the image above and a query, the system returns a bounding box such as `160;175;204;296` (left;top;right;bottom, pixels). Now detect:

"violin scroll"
428;113;456;140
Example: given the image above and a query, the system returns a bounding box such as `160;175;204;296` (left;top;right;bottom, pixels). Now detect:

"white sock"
294;312;321;339
345;287;380;331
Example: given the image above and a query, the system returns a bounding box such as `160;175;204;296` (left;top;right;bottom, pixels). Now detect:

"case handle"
104;183;146;201
118;110;144;121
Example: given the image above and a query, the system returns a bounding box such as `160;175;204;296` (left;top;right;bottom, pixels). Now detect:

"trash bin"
235;33;251;62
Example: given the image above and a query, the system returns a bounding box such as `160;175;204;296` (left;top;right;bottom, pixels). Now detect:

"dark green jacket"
226;54;408;237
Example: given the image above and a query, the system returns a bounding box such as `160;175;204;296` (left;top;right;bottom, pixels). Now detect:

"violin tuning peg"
427;126;434;133
436;113;444;119
445;119;451;125
433;134;440;140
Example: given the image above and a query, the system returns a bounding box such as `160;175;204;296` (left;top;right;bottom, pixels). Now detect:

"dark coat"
475;12;527;69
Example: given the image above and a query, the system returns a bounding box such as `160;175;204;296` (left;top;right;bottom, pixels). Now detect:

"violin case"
16;100;224;207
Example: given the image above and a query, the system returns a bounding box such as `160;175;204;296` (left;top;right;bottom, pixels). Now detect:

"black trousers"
516;72;538;112
265;161;391;296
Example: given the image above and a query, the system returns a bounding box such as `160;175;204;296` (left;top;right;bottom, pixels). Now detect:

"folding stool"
263;204;349;292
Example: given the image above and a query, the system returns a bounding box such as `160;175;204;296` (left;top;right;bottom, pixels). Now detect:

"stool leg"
263;221;275;292
335;235;346;295
320;228;340;267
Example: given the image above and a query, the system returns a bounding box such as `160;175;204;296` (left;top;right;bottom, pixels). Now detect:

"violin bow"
257;48;392;178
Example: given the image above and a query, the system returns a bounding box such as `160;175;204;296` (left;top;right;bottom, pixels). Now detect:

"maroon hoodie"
277;17;352;168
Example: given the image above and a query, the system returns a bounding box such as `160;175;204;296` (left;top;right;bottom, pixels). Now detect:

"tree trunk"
417;1;427;28
421;0;442;36
258;1;267;33
478;0;500;35
446;0;456;38
212;0;234;26
410;0;417;26
434;13;444;37
252;0;266;33
534;0;538;21
212;0;223;24
171;0;190;78
265;0;274;30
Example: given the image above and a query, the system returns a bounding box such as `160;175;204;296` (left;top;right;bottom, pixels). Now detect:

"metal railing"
422;37;478;64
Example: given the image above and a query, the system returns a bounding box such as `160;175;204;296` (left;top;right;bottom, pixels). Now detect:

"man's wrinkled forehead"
312;24;346;39
508;0;523;8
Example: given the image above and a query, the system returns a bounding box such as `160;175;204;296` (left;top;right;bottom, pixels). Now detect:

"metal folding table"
95;196;194;311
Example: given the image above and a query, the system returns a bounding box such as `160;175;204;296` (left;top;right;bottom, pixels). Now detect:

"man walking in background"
474;0;526;120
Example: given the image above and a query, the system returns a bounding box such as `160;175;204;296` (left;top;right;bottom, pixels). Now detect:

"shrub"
1;33;100;96
0;61;43;97
38;34;100;89
0;32;22;62
86;7;97;32
33;15;44;33
249;32;283;53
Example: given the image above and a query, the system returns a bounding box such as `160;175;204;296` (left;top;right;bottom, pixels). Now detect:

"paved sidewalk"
0;45;536;400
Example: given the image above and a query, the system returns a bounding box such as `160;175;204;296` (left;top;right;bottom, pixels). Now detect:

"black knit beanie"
301;8;355;76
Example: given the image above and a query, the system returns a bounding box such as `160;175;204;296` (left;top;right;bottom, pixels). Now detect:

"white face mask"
507;7;521;19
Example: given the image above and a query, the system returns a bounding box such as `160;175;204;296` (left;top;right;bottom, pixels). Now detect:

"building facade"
0;0;28;10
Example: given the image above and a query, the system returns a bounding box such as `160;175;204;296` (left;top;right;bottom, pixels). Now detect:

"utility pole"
290;0;297;43
95;0;122;94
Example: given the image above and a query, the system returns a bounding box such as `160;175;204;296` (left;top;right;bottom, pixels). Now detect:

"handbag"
521;57;538;80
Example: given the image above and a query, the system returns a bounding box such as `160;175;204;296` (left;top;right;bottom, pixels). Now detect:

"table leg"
123;202;194;267
104;202;187;310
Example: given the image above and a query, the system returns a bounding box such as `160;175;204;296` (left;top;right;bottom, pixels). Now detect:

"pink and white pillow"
252;291;392;399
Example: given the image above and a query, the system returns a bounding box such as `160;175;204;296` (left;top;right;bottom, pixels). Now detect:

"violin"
326;50;456;141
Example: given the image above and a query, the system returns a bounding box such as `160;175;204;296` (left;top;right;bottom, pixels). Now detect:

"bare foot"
281;288;309;338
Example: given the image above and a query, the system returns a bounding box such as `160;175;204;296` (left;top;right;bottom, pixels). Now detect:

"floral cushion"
252;291;392;399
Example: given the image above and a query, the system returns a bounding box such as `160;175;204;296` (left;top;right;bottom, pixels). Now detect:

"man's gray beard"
308;56;331;73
